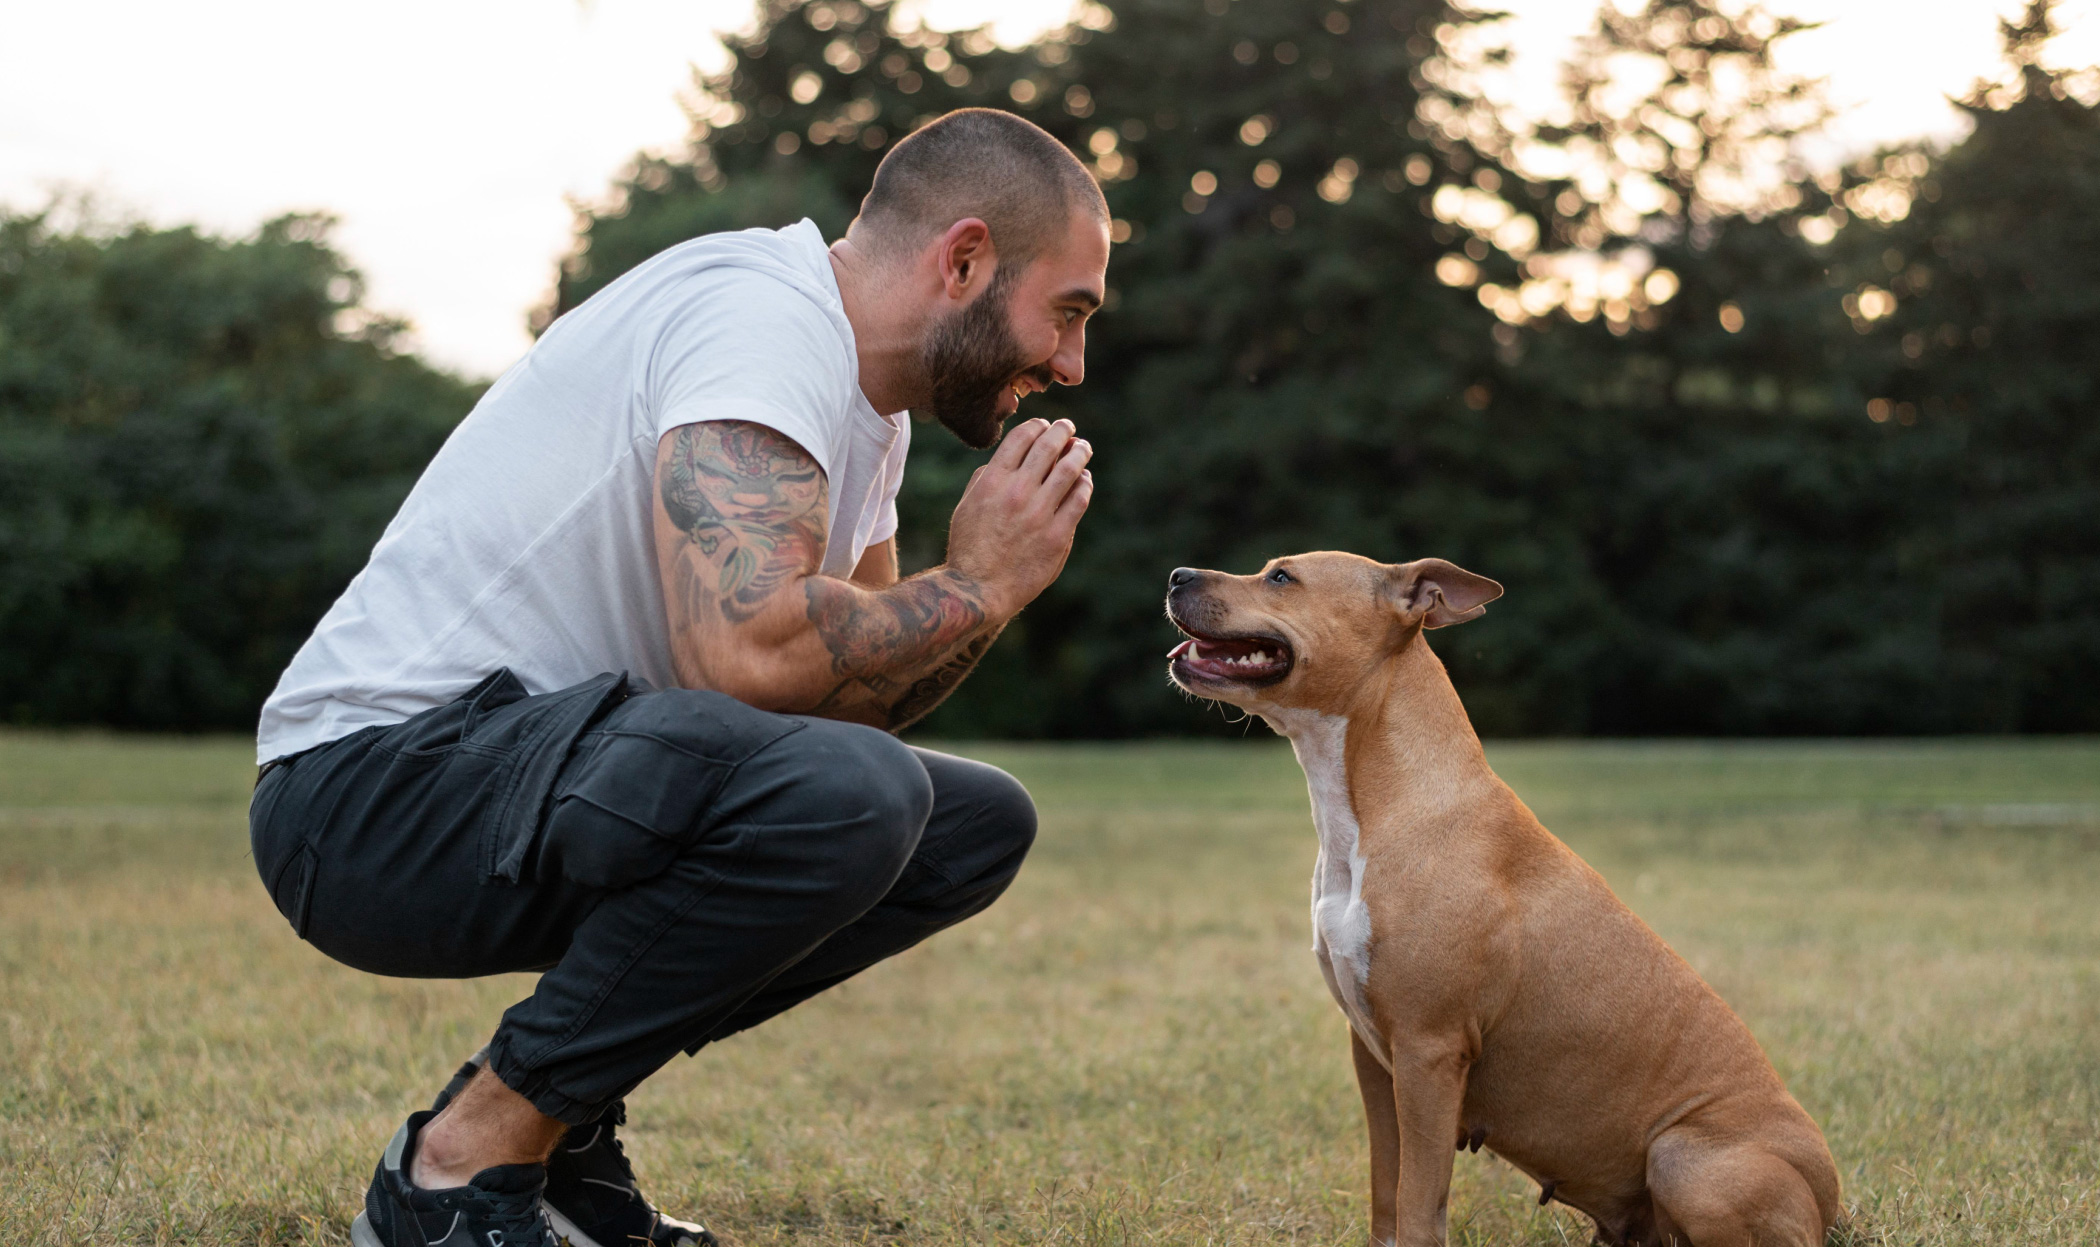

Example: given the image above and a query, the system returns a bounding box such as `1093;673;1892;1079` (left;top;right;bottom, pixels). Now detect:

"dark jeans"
249;671;1036;1125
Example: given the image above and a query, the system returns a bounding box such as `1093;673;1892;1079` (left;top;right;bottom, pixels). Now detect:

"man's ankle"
407;1066;565;1189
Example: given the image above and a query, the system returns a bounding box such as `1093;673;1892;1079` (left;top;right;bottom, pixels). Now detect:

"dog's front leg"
1351;1030;1401;1246
1384;1038;1471;1247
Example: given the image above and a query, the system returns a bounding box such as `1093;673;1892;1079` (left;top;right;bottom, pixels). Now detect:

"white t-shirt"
256;220;909;764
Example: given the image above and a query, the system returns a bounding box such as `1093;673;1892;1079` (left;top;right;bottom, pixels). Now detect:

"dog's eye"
1267;568;1294;585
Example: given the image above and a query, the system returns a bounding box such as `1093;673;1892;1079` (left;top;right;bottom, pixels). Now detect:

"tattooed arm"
652;418;1091;731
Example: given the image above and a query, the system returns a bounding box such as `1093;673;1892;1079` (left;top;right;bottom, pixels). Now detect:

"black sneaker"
352;1110;558;1247
435;1052;716;1247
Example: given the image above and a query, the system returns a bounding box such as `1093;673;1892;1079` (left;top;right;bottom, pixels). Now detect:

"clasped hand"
945;418;1094;619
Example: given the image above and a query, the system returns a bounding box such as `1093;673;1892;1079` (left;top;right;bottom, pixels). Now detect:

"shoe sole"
350;1212;383;1247
545;1205;610;1247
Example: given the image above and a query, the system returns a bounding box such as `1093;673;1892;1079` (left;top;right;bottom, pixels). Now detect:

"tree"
1810;0;2100;729
1529;0;1828;252
1475;0;1935;734
1485;0;2100;733
0;208;480;729
544;0;2099;736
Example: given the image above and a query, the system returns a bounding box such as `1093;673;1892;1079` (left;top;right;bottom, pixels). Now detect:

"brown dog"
1164;552;1840;1247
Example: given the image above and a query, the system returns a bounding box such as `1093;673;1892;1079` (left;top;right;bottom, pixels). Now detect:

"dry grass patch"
2;731;2095;1244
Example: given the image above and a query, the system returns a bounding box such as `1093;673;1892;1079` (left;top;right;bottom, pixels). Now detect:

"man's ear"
936;218;995;301
1385;558;1504;629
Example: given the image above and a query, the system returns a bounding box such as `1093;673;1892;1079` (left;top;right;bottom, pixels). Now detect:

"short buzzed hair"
852;108;1108;268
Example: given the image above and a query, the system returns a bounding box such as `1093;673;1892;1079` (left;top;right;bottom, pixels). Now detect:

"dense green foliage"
1525;2;2100;734
2;0;2092;735
553;0;2099;736
1816;52;2100;731
0;211;479;728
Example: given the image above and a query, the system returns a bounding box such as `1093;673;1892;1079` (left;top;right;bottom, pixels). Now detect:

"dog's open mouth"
1167;625;1295;687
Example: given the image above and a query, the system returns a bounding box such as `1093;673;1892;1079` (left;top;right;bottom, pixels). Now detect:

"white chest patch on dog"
1278;710;1388;1071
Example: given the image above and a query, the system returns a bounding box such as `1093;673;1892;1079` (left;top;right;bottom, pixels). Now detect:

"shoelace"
569;1122;642;1195
460;1187;557;1247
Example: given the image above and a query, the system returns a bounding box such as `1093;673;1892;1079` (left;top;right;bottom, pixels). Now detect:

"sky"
4;0;2094;378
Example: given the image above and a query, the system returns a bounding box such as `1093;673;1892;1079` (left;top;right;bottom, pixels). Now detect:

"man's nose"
1169;567;1201;589
1051;325;1086;387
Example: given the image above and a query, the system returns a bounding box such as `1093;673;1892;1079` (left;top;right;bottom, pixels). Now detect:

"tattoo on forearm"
806;570;1000;729
887;632;997;728
658;420;1001;728
806;570;987;675
660;422;826;625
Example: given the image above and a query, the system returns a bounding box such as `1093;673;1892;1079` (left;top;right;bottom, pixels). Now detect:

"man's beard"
915;268;1050;450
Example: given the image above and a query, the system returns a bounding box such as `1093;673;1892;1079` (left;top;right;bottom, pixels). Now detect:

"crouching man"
249;108;1108;1247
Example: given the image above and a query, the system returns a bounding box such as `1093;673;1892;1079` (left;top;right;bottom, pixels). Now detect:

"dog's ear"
1385;559;1504;629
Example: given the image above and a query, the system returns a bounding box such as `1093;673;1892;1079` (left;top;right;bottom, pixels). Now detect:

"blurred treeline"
3;0;2095;735
0;213;477;728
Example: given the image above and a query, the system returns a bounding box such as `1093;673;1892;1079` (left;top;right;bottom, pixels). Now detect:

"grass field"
2;731;2097;1246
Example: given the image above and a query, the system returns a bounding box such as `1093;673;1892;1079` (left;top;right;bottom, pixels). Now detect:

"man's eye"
1268;568;1293;584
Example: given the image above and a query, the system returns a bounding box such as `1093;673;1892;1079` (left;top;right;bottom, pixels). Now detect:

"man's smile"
1002;364;1058;417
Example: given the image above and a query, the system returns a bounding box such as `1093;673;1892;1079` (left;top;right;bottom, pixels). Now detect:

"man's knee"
768;718;935;899
918;750;1037;891
795;719;935;826
964;761;1038;875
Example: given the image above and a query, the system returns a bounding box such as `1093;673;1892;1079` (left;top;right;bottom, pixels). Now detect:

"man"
248;108;1109;1247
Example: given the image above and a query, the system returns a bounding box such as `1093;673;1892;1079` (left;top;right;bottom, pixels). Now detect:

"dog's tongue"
1167;639;1192;660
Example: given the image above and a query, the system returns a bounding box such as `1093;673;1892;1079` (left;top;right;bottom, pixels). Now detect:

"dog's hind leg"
1351;1030;1402;1247
1646;1129;1825;1247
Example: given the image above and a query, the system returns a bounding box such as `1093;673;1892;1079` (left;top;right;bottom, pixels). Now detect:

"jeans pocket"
539;689;806;890
267;842;320;938
544;731;737;890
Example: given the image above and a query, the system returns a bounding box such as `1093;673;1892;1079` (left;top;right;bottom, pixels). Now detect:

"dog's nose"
1169;567;1200;588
